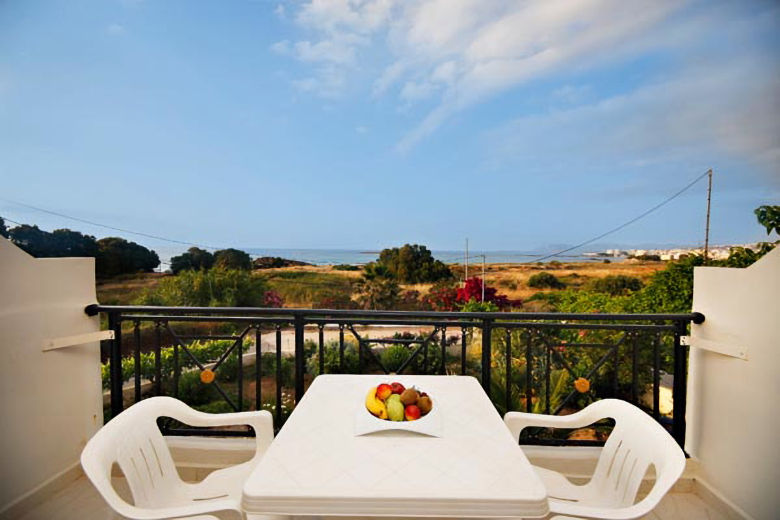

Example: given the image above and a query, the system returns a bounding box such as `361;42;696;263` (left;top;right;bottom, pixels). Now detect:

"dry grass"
479;260;665;300
96;261;668;308
96;272;171;305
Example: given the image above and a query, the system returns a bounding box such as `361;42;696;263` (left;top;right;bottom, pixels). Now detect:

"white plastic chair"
504;399;685;520
81;396;274;520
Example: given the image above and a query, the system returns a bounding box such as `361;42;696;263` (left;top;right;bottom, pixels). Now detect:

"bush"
333;264;360;271
256;352;295;387
379;344;413;372
528;272;566;289
213;248;252;270
101;340;242;389
194;401;237;414
307;341;359;376
136;268;270;307
177;370;220;406
170;247;214;274
588;275;644;296
354;276;400;310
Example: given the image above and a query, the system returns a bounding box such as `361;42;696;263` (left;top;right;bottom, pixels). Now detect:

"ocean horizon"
151;246;627;268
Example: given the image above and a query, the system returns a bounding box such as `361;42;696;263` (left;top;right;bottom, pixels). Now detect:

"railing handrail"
90;303;703;448
84;304;705;324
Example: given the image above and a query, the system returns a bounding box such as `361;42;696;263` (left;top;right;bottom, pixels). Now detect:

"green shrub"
333;264;360;271
136;268;269;307
588;275;644;296
194;401;236;414
528;272;566;289
256;352;295;387
307;340;359;375
177;371;220;406
101;339;243;389
379;344;413;372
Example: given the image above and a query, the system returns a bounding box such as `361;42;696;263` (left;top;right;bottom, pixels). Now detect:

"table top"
242;374;548;518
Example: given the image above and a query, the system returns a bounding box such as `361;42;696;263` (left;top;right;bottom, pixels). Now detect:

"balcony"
1;238;777;519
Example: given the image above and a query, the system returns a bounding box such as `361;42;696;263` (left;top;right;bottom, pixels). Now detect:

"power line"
528;170;710;263
0;197;222;251
441;170;711;265
1;215;24;227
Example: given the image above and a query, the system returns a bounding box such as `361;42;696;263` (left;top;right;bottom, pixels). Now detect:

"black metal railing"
86;305;704;447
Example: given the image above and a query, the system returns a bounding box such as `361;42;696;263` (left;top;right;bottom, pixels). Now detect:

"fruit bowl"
365;382;433;422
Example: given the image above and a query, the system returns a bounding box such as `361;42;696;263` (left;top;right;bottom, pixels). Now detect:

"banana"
365;386;388;419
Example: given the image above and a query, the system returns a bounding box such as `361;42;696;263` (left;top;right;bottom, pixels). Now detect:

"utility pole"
704;169;713;263
465;238;469;282
481;254;486;302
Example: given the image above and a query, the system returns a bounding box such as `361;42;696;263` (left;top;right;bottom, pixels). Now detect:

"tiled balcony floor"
14;475;731;520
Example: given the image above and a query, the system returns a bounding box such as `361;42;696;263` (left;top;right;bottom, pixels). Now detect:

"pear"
387;397;405;421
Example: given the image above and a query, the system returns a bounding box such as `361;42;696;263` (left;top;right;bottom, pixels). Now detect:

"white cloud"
291;65;346;98
270;40;291;55
294;37;359;65
275;0;779;160
399;80;437;102
274;3;286;18
106;23;125;35
488;58;780;183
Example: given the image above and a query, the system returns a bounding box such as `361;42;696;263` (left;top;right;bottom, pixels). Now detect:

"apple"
390;382;405;394
376;383;393;401
404;404;421;421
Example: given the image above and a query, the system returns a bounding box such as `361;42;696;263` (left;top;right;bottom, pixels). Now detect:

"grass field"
97;260;667;308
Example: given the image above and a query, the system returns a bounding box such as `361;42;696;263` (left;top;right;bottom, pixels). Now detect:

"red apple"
390;382;405;394
376;383;393;401
404;404;421;421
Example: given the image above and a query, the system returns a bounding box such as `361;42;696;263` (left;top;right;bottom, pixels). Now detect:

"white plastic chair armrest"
504;407;606;441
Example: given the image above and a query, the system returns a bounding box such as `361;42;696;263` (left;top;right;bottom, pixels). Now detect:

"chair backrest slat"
86;400;183;508
588;400;683;508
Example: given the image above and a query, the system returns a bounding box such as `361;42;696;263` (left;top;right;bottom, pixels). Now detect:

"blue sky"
1;0;778;254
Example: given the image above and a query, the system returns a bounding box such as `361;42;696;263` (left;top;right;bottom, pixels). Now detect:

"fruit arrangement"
365;382;433;422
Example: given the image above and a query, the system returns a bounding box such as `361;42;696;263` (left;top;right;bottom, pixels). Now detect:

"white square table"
242;374;549;519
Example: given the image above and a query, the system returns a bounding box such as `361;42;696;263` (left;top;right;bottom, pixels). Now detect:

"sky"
1;0;778;254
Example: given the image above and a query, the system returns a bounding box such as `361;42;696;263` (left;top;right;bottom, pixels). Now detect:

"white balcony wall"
0;240;102;513
687;246;779;519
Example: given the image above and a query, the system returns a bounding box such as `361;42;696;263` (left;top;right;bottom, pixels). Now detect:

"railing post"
107;311;123;418
481;319;492;397
294;314;305;403
672;319;688;448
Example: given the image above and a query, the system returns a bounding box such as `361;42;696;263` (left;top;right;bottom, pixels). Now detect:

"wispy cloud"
488;57;780;184
274;0;779;160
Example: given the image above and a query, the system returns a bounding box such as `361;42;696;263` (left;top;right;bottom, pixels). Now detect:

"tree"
213;248;252;270
96;237;160;277
754;205;780;235
0;217;8;238
370;244;453;283
8;224;99;258
170;247;214;274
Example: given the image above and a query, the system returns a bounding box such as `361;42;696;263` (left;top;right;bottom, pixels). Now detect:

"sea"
152;246;622;269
